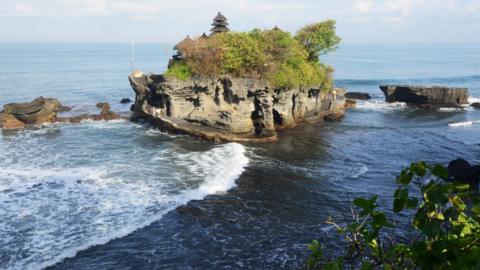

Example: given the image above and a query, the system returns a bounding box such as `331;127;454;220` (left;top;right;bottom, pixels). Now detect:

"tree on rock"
295;20;341;62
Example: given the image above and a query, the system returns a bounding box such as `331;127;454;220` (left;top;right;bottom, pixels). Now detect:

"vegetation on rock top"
164;20;340;89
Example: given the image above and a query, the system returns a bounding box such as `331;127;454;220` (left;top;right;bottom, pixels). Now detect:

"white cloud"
353;0;374;13
13;3;36;17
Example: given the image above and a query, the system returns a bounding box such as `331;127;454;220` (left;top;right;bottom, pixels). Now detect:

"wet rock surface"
345;92;371;100
3;97;62;124
1;98;123;130
129;71;346;142
380;85;469;107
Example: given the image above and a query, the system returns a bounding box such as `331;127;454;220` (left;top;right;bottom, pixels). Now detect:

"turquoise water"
0;43;479;269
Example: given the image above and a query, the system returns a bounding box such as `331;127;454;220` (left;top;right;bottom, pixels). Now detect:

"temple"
210;12;230;35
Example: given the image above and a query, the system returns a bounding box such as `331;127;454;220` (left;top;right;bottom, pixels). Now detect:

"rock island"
129;13;347;142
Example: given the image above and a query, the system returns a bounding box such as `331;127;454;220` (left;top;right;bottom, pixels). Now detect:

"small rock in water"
345;92;371;100
96;102;111;111
379;85;469;107
120;98;132;104
471;102;480;109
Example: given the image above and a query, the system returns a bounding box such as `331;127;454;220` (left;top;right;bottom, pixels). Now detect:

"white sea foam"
355;100;406;111
0;142;248;270
448;120;480;127
351;164;369;178
469;97;480;104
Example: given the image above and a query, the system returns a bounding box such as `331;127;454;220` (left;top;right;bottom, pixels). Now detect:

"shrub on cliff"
164;62;192;81
166;20;340;89
306;162;480;269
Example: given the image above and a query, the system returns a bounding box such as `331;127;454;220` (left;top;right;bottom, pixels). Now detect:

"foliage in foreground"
307;162;480;270
165;20;340;89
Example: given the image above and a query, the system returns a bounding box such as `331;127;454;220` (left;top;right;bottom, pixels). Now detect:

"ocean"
0;43;479;269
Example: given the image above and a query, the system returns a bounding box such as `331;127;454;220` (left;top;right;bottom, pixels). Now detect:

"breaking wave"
0;138;248;270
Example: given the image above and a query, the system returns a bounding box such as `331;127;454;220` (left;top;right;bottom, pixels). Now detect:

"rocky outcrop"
344;99;357;109
471;102;480;109
57;102;121;123
380;85;469;107
447;158;480;191
345;92;371;100
3;97;62;124
129;71;346;142
1;98;123;130
0;112;25;130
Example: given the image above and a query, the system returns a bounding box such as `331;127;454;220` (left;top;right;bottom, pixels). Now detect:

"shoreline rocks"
380;85;469;107
1;98;124;130
345;92;371;100
3;97;62;124
129;71;346;142
447;158;480;191
471;102;480;109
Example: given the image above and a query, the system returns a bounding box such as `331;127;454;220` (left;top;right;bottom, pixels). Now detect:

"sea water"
0;43;479;269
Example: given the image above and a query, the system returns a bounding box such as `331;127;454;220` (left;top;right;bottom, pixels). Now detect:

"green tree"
295;20;341;62
307;162;480;270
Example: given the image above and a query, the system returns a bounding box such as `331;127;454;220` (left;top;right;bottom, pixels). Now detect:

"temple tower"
210;12;230;35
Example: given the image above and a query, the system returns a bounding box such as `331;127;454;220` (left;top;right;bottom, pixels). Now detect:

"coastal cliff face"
129;71;346;142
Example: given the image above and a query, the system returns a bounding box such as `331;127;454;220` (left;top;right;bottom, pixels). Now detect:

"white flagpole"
131;40;135;73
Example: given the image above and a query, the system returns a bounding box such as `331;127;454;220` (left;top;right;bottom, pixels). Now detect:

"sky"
1;0;479;43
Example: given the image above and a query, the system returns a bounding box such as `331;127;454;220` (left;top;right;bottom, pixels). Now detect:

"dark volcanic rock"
3;97;62;124
120;98;132;104
345;92;371;100
471;102;480;109
379;85;469;107
447;158;479;190
129;71;346;142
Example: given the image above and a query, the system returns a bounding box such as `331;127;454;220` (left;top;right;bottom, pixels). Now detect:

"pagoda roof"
210;26;230;33
212;21;229;26
213;12;227;22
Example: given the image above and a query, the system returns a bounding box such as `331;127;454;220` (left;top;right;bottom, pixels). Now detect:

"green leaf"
453;183;470;191
451;195;466;211
422;221;441;238
396;169;413;185
432;164;449;179
472;203;480;215
353;196;377;215
406;197;419;209
360;262;374;270
410;162;427;177
393;188;409;213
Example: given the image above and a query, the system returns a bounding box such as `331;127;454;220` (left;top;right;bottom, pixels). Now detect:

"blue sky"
1;0;479;43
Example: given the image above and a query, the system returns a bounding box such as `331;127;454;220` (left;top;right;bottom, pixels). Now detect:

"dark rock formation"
3;97;62;124
345;92;371;100
120;98;132;104
471;102;480;109
0;98;123;130
380;85;469;107
129;71;346;142
447;158;479;191
58;102;121;123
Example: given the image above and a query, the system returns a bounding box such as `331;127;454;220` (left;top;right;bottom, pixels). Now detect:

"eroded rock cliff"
129;71;346;142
